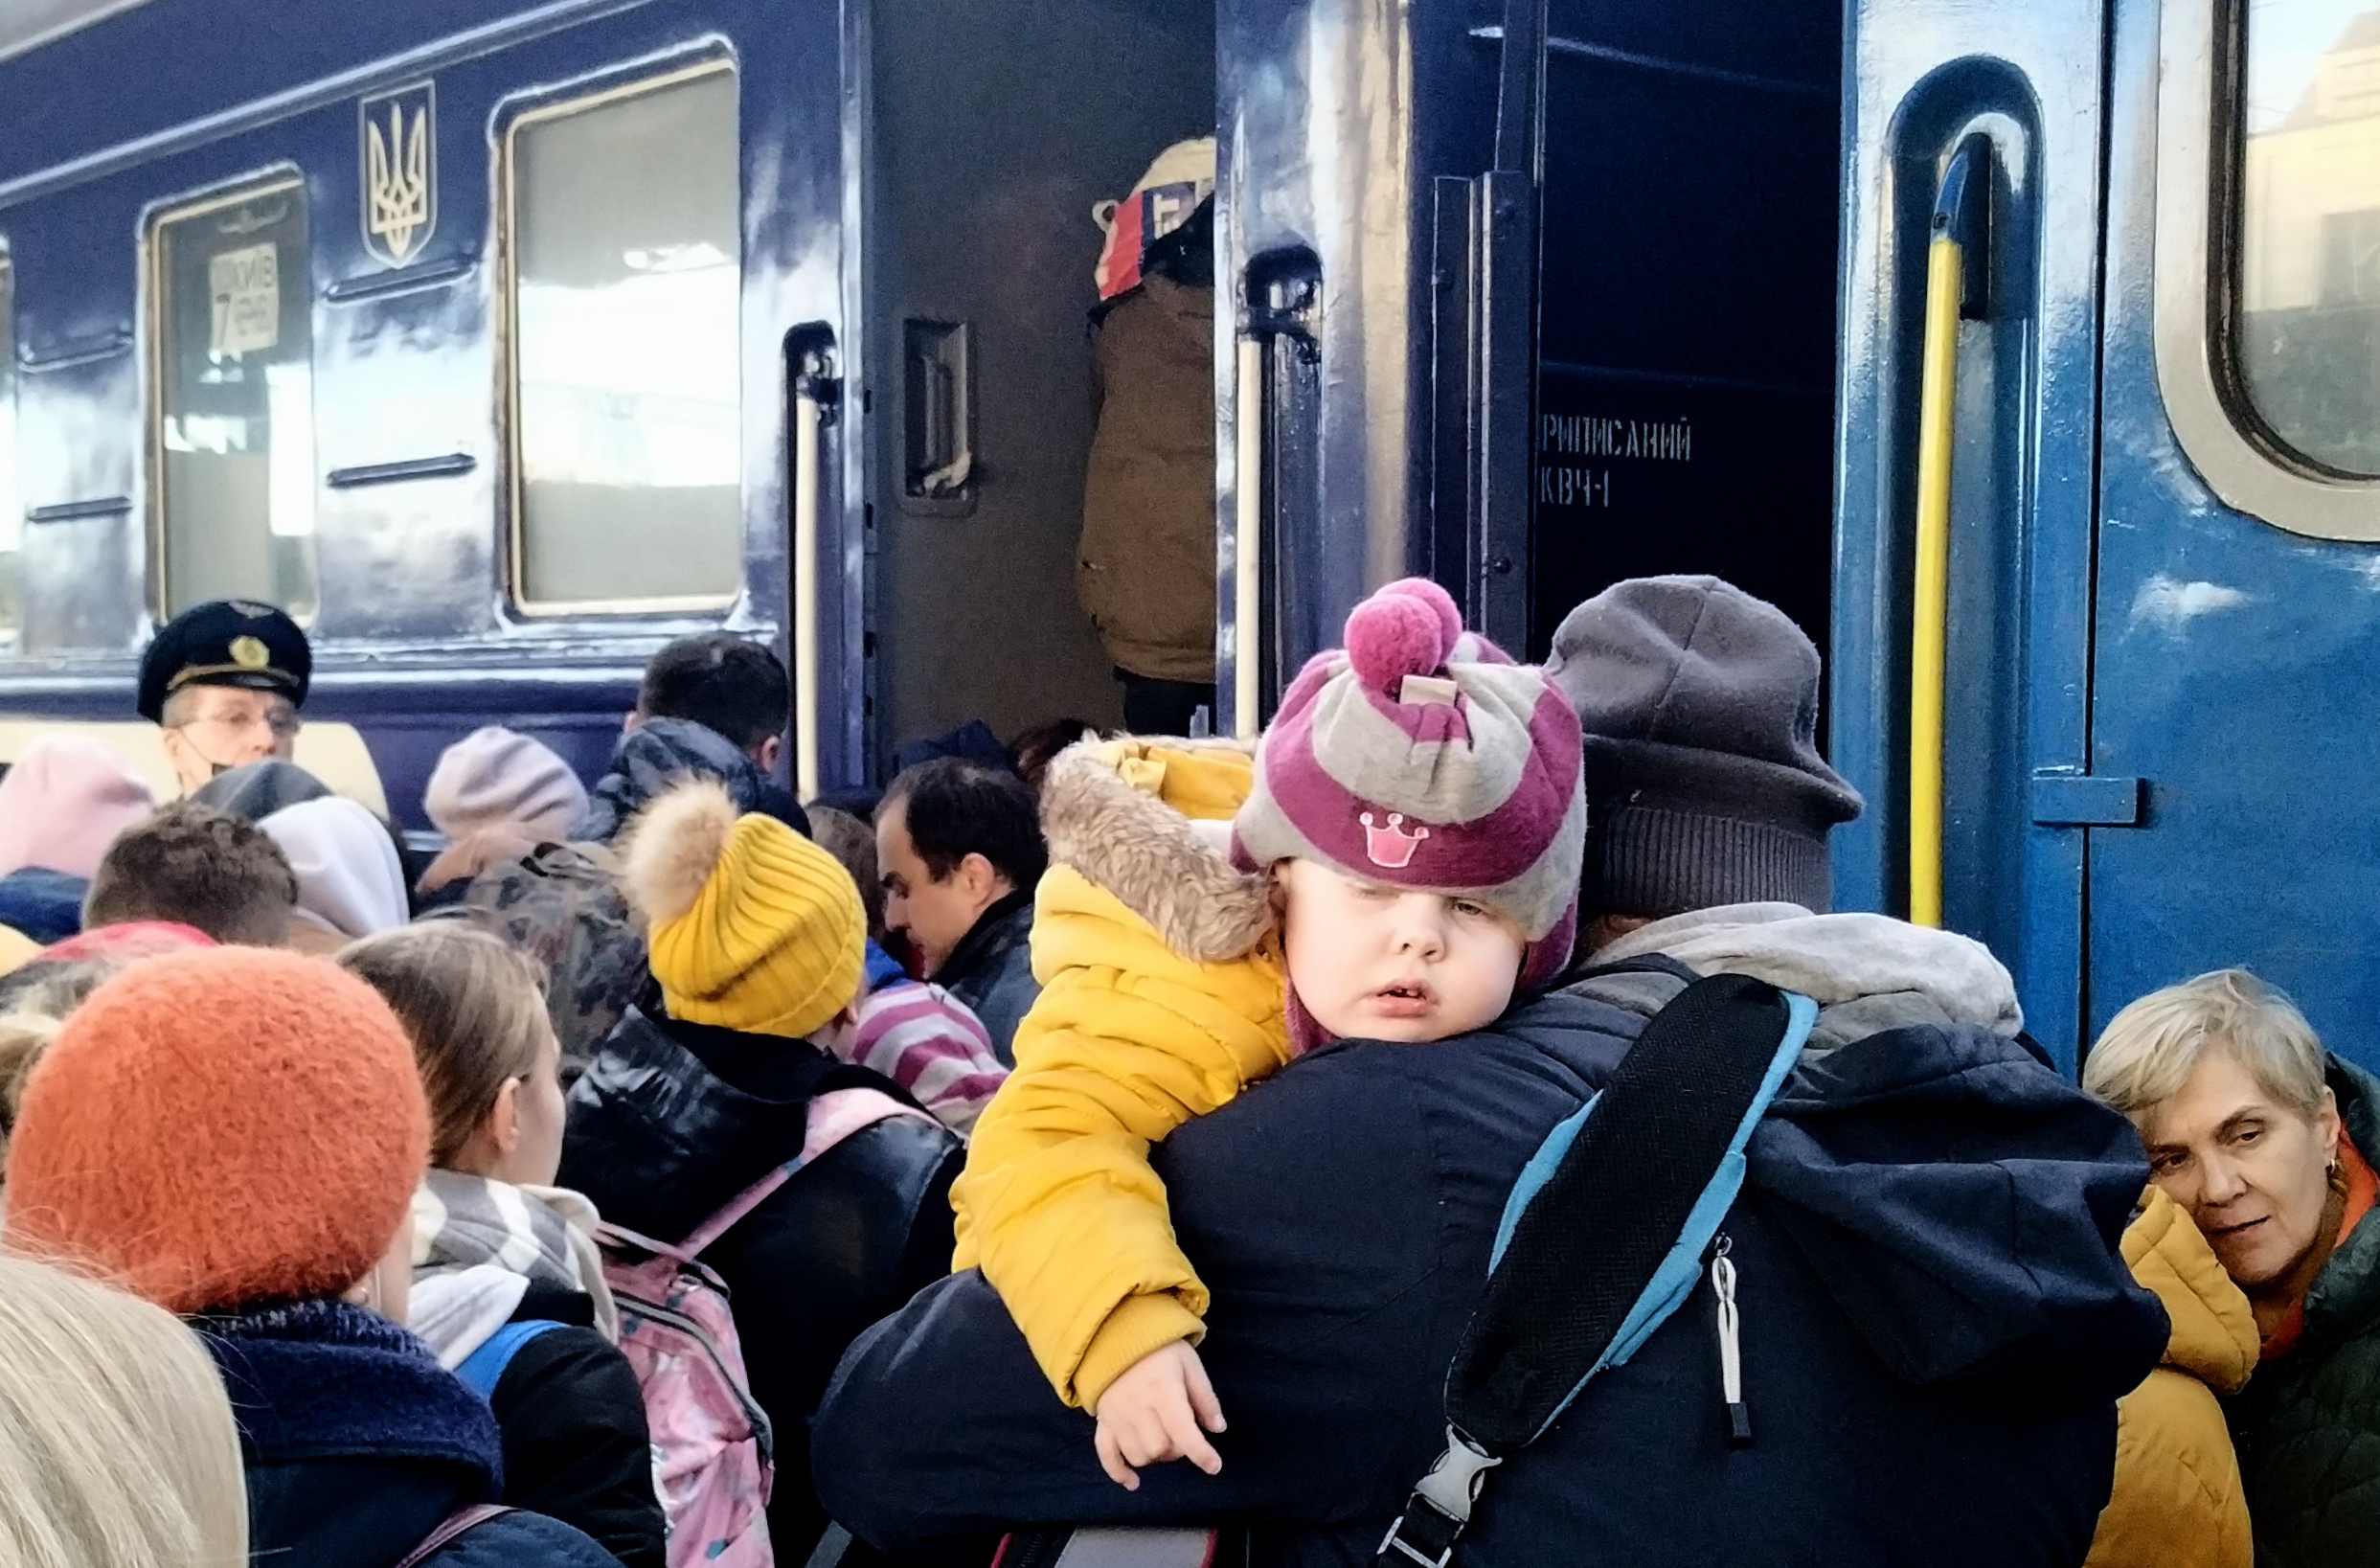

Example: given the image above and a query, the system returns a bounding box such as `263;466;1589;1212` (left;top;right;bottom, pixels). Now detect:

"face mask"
181;735;240;782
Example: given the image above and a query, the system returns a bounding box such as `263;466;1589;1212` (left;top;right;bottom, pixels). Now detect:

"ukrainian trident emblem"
360;81;436;267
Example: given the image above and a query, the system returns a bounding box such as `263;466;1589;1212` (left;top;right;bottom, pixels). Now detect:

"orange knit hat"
4;946;428;1314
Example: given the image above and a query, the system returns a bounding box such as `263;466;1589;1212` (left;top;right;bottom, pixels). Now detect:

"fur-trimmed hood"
1036;739;1273;964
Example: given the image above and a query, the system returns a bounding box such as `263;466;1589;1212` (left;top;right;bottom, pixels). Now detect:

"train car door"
855;0;1213;770
1518;0;1841;664
1215;0;1847;741
2084;0;2380;1065
1827;0;2111;1065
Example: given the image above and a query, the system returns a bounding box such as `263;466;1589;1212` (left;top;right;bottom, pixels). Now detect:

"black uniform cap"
138;600;312;723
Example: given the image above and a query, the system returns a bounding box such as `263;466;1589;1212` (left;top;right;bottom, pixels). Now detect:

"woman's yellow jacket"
2084;1184;2257;1568
951;739;1290;1409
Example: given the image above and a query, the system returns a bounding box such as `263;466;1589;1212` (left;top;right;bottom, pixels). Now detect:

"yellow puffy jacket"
951;739;1288;1409
2084;1184;2257;1568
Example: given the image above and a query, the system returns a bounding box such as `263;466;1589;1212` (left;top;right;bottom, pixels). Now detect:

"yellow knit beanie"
619;780;865;1040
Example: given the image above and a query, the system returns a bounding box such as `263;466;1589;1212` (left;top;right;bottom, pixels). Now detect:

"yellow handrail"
1909;232;1963;929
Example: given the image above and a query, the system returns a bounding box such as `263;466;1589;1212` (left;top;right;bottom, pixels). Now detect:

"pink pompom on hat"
1233;578;1587;1004
0;737;156;880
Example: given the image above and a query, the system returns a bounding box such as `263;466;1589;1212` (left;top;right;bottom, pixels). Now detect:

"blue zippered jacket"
814;970;2165;1567
196;1299;623;1568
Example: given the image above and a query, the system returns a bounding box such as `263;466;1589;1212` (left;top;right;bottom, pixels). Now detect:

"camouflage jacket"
460;841;648;1079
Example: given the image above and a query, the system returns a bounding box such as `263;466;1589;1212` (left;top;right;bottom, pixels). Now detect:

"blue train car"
0;0;1215;820
8;0;2369;1071
0;0;1837;824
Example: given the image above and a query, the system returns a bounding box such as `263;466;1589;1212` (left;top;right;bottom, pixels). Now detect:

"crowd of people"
0;579;2367;1568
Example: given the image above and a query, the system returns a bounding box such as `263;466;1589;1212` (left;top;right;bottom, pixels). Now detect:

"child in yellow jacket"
954;578;1585;1488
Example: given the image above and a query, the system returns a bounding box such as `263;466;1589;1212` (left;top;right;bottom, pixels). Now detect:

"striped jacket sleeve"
846;980;1009;1134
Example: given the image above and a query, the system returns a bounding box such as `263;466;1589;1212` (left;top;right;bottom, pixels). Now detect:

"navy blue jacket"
574;717;809;845
197;1299;623;1568
812;987;2165;1567
0;866;83;943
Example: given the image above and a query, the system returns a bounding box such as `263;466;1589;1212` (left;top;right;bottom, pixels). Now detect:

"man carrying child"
813;576;2165;1566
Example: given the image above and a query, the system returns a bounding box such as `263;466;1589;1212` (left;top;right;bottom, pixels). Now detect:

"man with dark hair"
82;801;298;947
577;634;808;843
875;758;1047;1062
635;632;792;771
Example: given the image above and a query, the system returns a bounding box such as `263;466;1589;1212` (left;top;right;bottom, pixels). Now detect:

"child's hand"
1092;1339;1227;1489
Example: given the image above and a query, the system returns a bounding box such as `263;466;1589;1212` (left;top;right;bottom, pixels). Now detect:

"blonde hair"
807;805;885;938
0;1255;248;1568
2084;967;2330;1124
337;923;552;1165
0;959;137;1189
0;1013;64;1186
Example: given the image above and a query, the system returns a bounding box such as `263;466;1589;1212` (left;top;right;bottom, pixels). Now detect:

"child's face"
1277;858;1527;1044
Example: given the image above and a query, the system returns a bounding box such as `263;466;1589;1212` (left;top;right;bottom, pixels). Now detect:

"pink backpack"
597;1087;936;1568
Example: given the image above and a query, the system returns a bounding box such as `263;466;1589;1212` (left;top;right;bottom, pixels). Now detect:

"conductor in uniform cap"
138;600;311;795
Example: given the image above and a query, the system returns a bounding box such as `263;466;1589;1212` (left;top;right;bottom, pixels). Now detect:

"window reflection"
0;255;18;642
510;67;742;608
2240;3;2380;474
153;183;319;617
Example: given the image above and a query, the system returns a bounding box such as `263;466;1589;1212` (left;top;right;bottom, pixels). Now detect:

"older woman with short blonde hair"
2085;968;2380;1568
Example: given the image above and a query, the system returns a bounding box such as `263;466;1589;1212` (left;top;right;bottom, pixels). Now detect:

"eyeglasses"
172;703;302;743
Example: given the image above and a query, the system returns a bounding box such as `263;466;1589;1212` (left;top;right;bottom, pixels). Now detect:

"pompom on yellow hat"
619;779;866;1040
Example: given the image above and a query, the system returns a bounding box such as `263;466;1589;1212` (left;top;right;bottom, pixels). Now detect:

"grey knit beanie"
1545;576;1862;919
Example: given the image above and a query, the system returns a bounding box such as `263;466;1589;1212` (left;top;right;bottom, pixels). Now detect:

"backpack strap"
1376;972;1817;1567
672;1087;937;1259
677;1162;803;1258
453;1319;566;1400
394;1503;515;1568
994;1528;1222;1568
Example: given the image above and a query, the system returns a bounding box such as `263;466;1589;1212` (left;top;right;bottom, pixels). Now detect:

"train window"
0;252;17;643
150;179;318;619
504;64;742;611
2154;0;2380;539
2235;3;2380;476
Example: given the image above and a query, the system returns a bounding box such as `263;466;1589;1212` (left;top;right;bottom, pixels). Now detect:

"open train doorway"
858;0;1216;769
850;0;1845;772
1519;0;1844;664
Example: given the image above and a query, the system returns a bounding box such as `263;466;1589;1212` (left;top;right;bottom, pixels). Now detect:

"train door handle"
790;336;841;803
1909;132;1993;927
903;319;974;505
1229;252;1323;738
1233;335;1264;738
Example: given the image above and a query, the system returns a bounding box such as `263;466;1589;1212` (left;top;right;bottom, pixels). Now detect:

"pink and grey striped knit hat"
1233;579;1587;996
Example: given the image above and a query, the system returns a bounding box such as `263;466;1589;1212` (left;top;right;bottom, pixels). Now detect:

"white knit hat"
261;797;409;941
